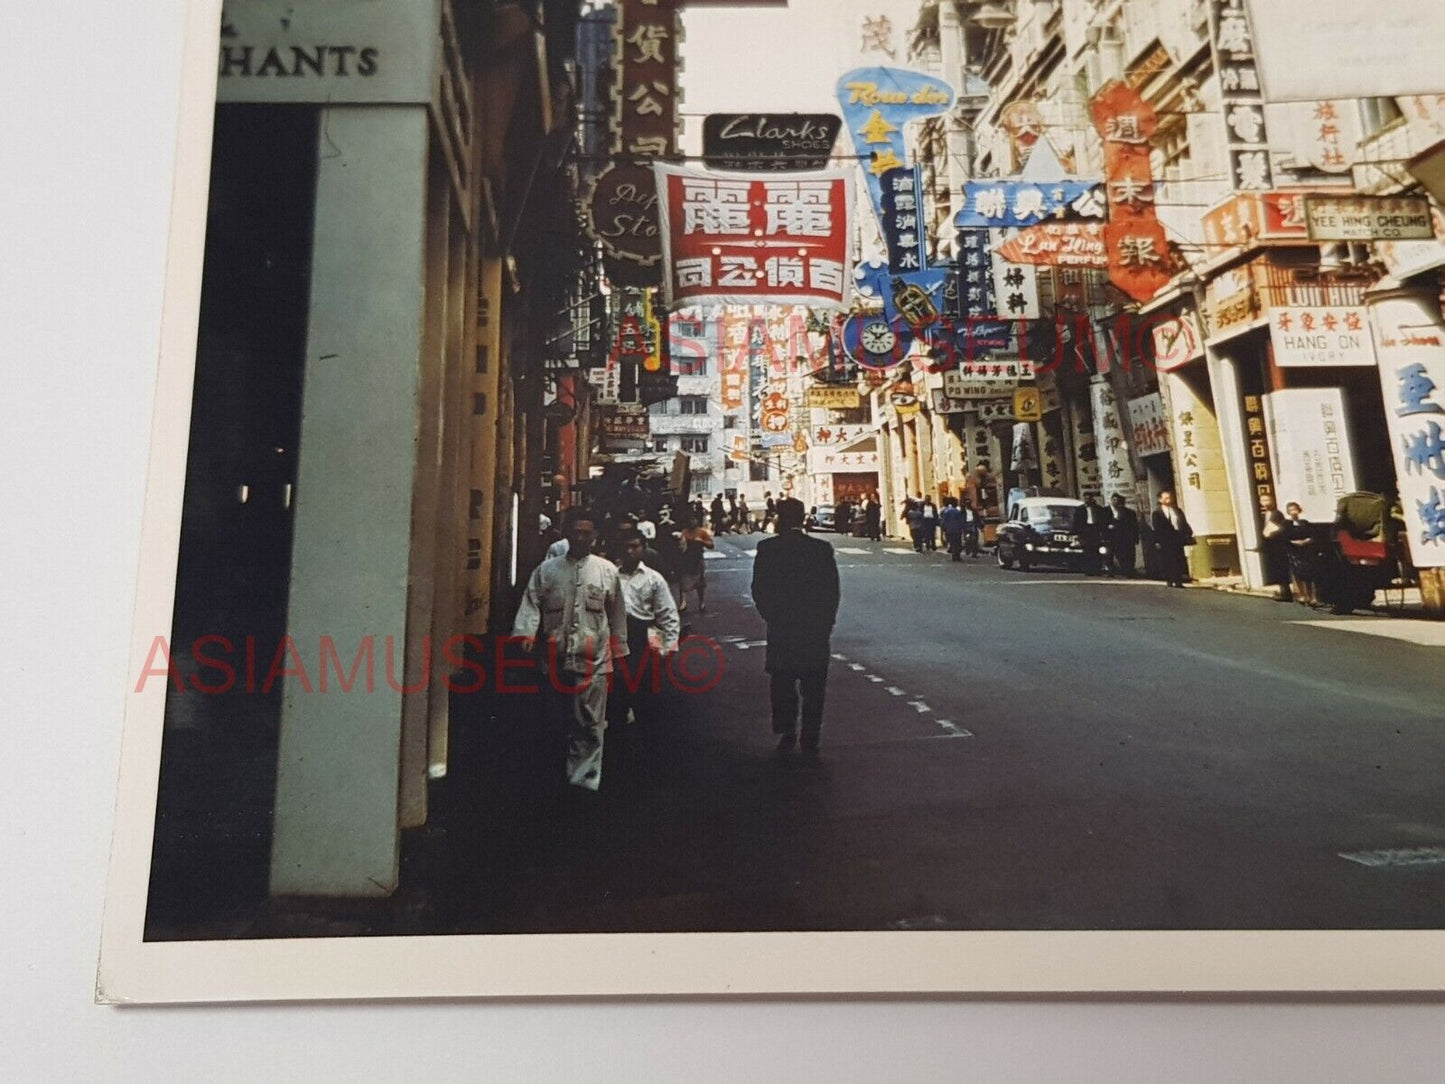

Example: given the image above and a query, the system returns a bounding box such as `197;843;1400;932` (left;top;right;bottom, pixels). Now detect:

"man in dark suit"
1106;493;1140;578
1071;493;1112;575
1151;490;1194;588
751;498;841;762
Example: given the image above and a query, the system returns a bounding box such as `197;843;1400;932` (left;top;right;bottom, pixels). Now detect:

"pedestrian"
1106;493;1140;577
1260;493;1292;602
750;498;841;763
940;496;967;562
612;529;681;740
864;492;882;541
962;498;982;557
904;497;926;552
920;494;939;551
1072;492;1112;576
511;507;629;792
676;513;715;613
710;493;729;535
737;494;751;533
837;499;854;537
727;494;740;532
761;491;777;533
1284;501;1322;607
1151;490;1194;588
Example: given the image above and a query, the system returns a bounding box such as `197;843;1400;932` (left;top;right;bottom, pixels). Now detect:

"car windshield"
1028;505;1078;530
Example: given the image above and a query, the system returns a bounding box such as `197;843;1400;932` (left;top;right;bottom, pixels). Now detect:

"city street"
428;531;1445;936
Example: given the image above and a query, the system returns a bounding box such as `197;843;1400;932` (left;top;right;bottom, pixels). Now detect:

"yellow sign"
806;385;862;409
1013;386;1042;422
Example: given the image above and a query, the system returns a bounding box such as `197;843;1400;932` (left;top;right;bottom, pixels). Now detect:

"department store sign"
216;0;440;104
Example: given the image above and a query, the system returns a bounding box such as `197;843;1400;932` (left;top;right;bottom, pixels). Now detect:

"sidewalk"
1200;576;1432;619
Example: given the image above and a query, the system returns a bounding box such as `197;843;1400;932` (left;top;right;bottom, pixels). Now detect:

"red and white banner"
653;164;854;308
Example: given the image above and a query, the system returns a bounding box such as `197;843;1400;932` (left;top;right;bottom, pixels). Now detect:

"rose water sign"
653;164;854;308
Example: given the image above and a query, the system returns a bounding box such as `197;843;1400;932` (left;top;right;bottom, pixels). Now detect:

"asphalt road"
435;529;1445;935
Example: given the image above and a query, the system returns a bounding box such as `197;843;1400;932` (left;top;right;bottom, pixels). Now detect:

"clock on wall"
860;318;897;357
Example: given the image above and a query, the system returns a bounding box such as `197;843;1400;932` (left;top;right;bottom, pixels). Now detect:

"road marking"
732;640;768;650
703;551;731;561
908;700;932;714
831;653;848;661
847;662;866;671
936;721;973;738
717;635;746;643
1292;620;1445;649
866;674;884;683
992;579;1163;587
883;548;917;556
835;547;870;555
885;686;906;696
1339;847;1445;868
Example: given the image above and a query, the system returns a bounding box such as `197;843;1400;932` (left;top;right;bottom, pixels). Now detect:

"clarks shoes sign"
702;114;843;171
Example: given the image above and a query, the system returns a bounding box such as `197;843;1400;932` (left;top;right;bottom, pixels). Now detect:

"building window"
675;351;709;376
652;437;669;453
681;435;710;454
678;395;709;415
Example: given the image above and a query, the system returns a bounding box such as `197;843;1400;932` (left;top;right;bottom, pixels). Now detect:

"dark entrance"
145;105;318;938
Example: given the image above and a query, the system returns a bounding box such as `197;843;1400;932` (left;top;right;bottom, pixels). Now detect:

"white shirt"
636;520;656;541
512;553;628;673
617;562;681;654
547;537;570;560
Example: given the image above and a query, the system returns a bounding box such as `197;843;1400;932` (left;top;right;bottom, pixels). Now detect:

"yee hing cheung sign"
652;164;854;308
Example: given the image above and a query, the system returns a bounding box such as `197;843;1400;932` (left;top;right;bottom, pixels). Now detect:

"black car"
995;497;1099;571
806;504;837;532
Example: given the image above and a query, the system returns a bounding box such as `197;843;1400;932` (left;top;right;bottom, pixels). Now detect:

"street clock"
860;318;897;356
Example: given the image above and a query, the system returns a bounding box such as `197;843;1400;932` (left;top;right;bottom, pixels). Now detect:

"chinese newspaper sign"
997;222;1108;269
953;181;1105;229
834;66;953;231
653;164;854;308
880;167;928;272
1127;393;1171;458
1370;288;1445;567
1269;307;1377;367
1090;82;1173;303
1207;0;1274;192
1264;388;1358;522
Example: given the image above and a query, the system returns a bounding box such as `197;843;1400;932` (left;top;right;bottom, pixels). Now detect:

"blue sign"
954;180;1106;229
836;67;955;233
880;167;928;273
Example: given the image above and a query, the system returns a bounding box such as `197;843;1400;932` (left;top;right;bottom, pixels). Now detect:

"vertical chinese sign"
1240;392;1277;514
1207;0;1273;192
880;167;927;273
651;164;854;308
1090;82;1173;304
1370;289;1445;570
584;0;680;288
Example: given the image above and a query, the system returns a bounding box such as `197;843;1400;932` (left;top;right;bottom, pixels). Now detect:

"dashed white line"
831;653;848;661
847;662;866;671
936;721;974;739
908;701;932;714
886;686;907;696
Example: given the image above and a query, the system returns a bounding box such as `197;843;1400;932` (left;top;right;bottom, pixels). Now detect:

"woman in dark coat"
1259;494;1292;602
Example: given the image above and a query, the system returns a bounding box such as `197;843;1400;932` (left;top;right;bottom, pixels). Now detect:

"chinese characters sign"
1207;0;1274;192
1370;289;1445;565
702;114;842;172
996;222;1108;269
880;167;928;272
653;164;854;307
1269;307;1377;368
1126;393;1171;458
1090;81;1173;303
953;181;1105;229
1263;389;1358;521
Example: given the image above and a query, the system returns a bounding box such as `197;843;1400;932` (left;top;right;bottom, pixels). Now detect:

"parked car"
806;504;837;532
995;497;1097;571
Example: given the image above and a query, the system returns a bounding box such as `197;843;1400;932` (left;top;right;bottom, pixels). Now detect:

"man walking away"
940;496;968;562
751;498;841;763
737;494;751;533
904;497;926;552
613;530;681;741
1106;493;1139;577
710;493;729;535
921;495;940;551
676;513;715;613
864;493;882;541
761;492;777;533
512;508;628;791
1072;493;1112;576
1150;490;1194;588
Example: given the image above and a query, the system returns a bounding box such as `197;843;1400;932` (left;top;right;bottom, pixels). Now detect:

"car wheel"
1017;554;1031;572
997;544;1014;570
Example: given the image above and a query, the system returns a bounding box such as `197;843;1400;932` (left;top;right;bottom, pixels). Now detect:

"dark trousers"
1157;544;1188;586
944;529;964;560
1079;531;1104;574
1108;541;1137;577
770;667;828;748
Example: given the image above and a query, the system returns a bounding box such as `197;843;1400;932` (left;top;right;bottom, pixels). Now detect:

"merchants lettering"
219;45;380;78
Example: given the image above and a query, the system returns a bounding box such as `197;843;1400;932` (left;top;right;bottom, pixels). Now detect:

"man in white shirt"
512;508;628;791
612;531;682;738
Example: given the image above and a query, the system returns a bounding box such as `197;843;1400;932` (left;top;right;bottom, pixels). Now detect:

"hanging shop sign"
808;448;879;474
1375;205;1445;281
952;229;1011;348
996;222;1108;269
1268;307;1378;368
880;167;928;273
1000;100;1047;171
806;385;861;409
1160;371;1235;536
1303;195;1437;243
1126;393;1171;458
1264;388;1359;522
1240;391;1278;514
976;399;1019;423
834;67;954;232
1369;287;1445;567
812;424;867;446
889;379;922;418
1013;386;1043;423
1200;190;1312;250
1090;81;1174;303
1207;0;1274;192
943;363;1029;399
759;387;793;447
1203;264;1263;342
586;163;663;278
930;392;972;415
1296;100;1362;174
652;164;854;308
1090;378;1134;499
702;113;842;172
953;181;1106;230
992;244;1041;320
598;404;650;442
614;0;680;159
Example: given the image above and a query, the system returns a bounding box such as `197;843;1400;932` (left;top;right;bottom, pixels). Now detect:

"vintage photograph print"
102;0;1445;1002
